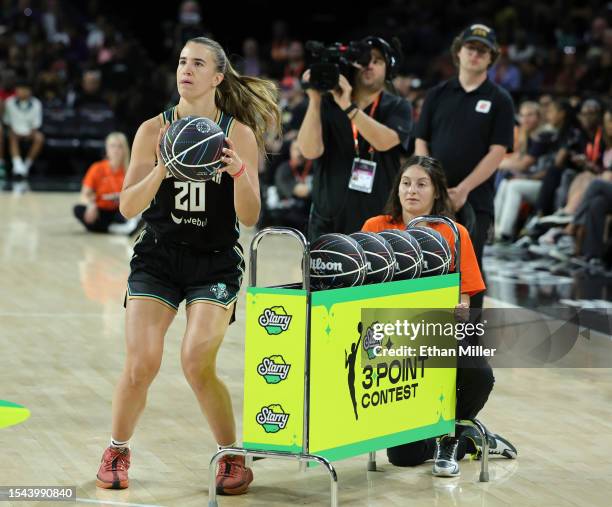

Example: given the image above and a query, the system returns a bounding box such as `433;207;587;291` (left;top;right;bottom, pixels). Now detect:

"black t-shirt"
312;91;412;234
415;77;515;217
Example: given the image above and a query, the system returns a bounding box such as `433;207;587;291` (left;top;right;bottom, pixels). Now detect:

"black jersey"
143;106;239;252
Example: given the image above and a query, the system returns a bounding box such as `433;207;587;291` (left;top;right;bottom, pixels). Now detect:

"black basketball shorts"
126;227;245;314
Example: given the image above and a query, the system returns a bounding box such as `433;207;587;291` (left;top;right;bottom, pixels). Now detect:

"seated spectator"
273;140;312;232
533;98;585;217
494;101;553;241
3;79;44;178
238;38;266;77
73;132;140;235
488;46;521;92
70;69;109;110
284;41;305;79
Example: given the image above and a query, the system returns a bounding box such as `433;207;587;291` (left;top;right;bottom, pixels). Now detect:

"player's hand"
448;185;469;211
155;122;170;174
219;137;244;177
293;182;310;198
332;74;352;110
84;204;99;224
454;302;470;323
301;69;321;99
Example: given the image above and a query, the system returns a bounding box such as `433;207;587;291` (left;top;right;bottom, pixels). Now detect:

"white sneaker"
433;436;460;477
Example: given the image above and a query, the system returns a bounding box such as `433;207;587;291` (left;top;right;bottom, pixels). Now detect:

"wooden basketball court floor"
1;191;611;507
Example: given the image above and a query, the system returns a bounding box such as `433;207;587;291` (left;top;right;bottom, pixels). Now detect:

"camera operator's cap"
461;24;498;50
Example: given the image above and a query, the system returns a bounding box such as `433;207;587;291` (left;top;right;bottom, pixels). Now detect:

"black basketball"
310;233;368;290
350;232;396;284
378;229;423;280
405;226;452;276
160;116;226;182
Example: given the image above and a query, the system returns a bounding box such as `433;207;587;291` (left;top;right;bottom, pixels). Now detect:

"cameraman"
297;37;412;239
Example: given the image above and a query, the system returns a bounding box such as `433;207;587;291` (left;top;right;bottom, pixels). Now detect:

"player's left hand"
448;185;469;211
332;75;353;111
218;137;244;177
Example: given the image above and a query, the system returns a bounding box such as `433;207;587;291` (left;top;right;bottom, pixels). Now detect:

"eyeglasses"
463;44;490;56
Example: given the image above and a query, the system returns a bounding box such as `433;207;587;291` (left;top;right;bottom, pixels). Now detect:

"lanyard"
290;160;312;183
352;93;381;156
586;127;602;163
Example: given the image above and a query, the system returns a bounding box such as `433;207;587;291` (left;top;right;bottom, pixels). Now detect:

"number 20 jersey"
142;106;239;252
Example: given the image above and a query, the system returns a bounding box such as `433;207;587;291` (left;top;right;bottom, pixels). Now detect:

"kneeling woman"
362;155;497;477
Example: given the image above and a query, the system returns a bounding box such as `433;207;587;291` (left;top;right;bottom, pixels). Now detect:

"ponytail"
188;37;282;154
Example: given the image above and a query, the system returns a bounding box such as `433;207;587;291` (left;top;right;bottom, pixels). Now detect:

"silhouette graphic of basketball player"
345;322;362;421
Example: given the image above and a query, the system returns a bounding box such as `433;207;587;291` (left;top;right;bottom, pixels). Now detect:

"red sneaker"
96;446;130;489
215;455;253;495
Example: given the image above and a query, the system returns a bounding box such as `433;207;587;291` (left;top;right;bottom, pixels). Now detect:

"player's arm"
119;117;169;219
221;122;260;227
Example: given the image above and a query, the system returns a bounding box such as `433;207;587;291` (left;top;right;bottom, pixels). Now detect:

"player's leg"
96;298;176;489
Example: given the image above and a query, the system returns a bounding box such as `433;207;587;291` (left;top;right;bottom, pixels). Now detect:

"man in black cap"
415;23;514;302
297;36;412;239
412;23;515;478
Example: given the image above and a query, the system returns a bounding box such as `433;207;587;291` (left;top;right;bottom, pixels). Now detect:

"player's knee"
181;338;220;387
125;354;161;387
33;131;45;144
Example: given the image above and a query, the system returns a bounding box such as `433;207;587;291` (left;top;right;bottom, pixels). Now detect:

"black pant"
536;164;564;216
387;344;494;467
574;180;612;260
73;204;124;232
457;208;491;310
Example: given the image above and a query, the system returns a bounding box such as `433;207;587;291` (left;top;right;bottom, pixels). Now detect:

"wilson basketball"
379;229;423;280
160;116;226;182
349;232;396;284
310;233;368;290
405;226;452;276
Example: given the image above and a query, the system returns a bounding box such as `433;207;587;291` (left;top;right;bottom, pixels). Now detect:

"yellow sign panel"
242;288;307;452
309;275;459;461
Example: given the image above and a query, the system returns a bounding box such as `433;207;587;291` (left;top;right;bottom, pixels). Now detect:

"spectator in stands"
268;20;290;78
284;41;305;79
71;69;109;109
533;98;585;217
279;76;306;141
3;79;44;178
494;101;552;241
238;38;265;77
488;46;521;92
273;140;312;232
73;132;139;234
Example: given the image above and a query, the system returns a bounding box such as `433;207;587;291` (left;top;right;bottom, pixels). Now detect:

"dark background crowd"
1;0;611;266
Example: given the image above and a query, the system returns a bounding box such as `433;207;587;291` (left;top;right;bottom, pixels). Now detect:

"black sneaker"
433;436;460;477
462;427;517;459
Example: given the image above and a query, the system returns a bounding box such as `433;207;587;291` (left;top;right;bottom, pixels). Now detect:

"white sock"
23;159;32;170
110;437;130;449
12;157;24;175
217;441;237;452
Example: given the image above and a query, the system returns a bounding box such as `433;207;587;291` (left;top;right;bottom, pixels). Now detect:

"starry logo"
211;283;229;301
257;355;291;384
195;120;211;134
258;307;292;335
256;404;290;433
362;323;382;360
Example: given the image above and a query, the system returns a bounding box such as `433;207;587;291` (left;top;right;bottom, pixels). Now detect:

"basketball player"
363;156;515;476
95;37;281;495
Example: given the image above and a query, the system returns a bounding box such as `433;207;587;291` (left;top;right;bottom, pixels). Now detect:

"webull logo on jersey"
170;212;208;227
256;404;290;433
257;355;291;384
258;307;292;335
363;323;382;359
310;257;343;273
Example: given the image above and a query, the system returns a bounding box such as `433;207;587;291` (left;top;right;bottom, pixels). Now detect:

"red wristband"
231;163;246;179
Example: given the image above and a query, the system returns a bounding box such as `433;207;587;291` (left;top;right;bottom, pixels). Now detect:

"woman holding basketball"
95;37;280;495
362;155;501;477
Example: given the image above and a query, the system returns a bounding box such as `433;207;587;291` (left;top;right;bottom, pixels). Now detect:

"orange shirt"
361;215;485;296
82;160;125;211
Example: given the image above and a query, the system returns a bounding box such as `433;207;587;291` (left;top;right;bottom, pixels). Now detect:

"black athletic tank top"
142;106;239;252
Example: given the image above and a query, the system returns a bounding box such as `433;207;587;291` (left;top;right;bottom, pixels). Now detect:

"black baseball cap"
460;24;498;50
